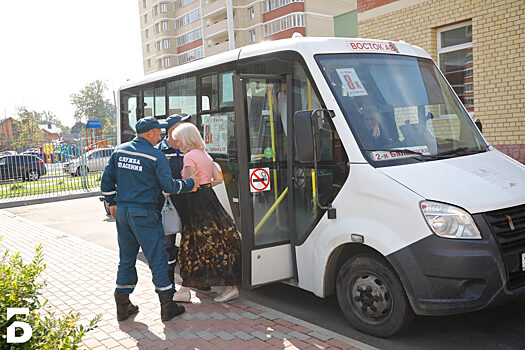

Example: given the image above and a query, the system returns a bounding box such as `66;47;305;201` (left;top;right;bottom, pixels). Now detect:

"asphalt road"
6;196;525;350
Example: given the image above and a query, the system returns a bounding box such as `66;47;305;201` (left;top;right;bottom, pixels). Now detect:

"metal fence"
0;135;117;203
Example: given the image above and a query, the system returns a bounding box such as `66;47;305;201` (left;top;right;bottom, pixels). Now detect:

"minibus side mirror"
294;110;320;163
474;118;483;133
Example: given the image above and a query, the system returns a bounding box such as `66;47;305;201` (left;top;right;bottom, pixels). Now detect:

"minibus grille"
484;204;525;290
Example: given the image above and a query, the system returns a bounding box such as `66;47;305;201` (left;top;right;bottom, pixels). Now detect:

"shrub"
0;240;101;349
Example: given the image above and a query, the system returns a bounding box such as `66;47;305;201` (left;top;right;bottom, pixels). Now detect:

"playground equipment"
86;120;108;151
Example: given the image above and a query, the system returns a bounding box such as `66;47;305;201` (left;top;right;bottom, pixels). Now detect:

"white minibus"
116;37;525;337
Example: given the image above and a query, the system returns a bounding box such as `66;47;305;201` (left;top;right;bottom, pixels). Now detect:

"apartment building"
138;0;355;74
357;0;525;164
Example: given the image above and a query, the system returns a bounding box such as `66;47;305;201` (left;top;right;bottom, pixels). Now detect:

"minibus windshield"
315;54;487;166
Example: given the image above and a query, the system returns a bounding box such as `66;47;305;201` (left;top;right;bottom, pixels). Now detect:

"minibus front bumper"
387;212;525;316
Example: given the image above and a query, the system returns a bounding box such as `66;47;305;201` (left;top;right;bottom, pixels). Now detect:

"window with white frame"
175;9;201;28
158;59;163;68
164;57;171;67
154;5;159;15
249;30;256;42
162;21;169;31
155;23;161;33
174;0;198;11
178;46;204;65
262;0;303;13
248;7;255;20
160;3;167;13
176;28;203;47
144;14;148;23
146;44;150;53
264;13;304;36
156;41;162;50
145;29;149;38
163;39;170;49
143;0;147;8
438;22;474;113
147;59;152;68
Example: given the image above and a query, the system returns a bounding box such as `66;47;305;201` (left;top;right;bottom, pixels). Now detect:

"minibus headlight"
420;201;481;239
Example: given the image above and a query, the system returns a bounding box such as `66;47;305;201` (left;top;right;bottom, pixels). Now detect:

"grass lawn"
0;174;102;198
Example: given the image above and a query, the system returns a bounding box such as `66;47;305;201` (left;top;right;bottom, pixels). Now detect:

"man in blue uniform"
155;114;190;285
101;116;198;322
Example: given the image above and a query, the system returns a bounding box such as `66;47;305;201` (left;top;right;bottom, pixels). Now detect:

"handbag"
161;196;182;235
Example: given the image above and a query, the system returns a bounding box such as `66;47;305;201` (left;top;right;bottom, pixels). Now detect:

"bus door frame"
233;73;298;289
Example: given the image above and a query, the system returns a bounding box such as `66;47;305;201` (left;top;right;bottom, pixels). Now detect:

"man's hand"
109;205;117;219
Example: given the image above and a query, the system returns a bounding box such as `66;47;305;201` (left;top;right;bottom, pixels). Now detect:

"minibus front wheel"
336;254;414;337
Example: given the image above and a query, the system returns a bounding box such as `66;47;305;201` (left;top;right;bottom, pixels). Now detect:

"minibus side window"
121;91;139;143
167;75;197;116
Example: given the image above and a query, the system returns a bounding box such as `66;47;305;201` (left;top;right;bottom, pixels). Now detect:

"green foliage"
0;241;100;349
70;80;116;137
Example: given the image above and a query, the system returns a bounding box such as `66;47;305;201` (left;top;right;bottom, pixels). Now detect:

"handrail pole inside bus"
254;187;288;234
267;85;280;225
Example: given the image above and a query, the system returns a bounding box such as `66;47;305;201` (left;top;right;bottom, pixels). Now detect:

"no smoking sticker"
250;168;271;192
294;167;305;188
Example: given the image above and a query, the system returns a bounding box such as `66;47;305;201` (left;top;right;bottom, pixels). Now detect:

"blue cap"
135;117;168;134
166;114;191;130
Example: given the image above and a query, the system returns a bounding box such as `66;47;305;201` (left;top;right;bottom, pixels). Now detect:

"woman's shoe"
213;287;239;303
172;289;191;303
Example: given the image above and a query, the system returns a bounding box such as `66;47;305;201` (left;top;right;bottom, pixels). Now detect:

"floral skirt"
177;185;241;288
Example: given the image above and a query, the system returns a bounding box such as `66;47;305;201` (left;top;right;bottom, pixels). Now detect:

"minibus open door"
233;73;299;289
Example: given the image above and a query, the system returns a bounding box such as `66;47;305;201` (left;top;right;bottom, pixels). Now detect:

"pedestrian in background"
101;117;198;322
155;113;191;286
171;123;242;303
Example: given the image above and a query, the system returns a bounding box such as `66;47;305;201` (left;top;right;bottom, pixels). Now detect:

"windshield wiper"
434;147;485;158
364;148;433;161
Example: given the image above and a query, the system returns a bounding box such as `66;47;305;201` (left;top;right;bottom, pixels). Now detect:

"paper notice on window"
336;68;368;97
202;115;228;154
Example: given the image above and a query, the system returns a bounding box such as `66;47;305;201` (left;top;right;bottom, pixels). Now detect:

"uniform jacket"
155;137;184;179
101;137;194;209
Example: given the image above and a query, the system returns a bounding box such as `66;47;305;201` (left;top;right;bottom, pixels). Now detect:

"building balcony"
204;19;228;40
205;40;230;56
202;0;227;18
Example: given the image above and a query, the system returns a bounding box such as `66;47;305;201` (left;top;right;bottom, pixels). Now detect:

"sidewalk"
0;210;375;350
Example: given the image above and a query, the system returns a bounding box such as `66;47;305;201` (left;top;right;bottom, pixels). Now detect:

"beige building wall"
358;0;525;161
305;15;335;37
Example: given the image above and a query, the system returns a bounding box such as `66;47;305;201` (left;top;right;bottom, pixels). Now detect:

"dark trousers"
164;234;179;285
115;206;173;294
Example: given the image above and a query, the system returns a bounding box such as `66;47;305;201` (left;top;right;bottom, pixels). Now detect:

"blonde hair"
172;123;205;153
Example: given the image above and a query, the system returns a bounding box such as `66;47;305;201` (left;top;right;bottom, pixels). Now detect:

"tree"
70;80;116;137
12;107;45;148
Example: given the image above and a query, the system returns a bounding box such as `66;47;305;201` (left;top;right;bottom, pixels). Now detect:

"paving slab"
0;210;375;350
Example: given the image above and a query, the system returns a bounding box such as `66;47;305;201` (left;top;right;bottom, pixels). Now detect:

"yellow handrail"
255;187;288;234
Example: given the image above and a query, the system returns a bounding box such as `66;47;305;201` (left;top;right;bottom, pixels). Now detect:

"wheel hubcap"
351;274;392;323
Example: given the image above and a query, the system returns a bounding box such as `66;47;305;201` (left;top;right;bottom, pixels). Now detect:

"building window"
163;39;170;49
143;0;147;8
165;57;171;67
162;21;169;31
154;5;159;15
174;0;198;11
155;23;161;33
147;59;152;68
158;59;163;68
176;28;203;47
249;30;256;42
157;41;162;50
175;9;201;28
160;3;167;13
438;22;473;113
144;14;148;23
178;46;204;65
248;7;255;20
264;13;304;36
262;0;303;14
145;29;149;38
146;44;150;53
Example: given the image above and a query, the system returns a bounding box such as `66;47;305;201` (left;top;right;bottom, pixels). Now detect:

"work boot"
158;289;185;321
114;294;139;321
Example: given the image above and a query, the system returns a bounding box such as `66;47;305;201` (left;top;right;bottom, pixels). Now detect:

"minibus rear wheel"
336;254;414;337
